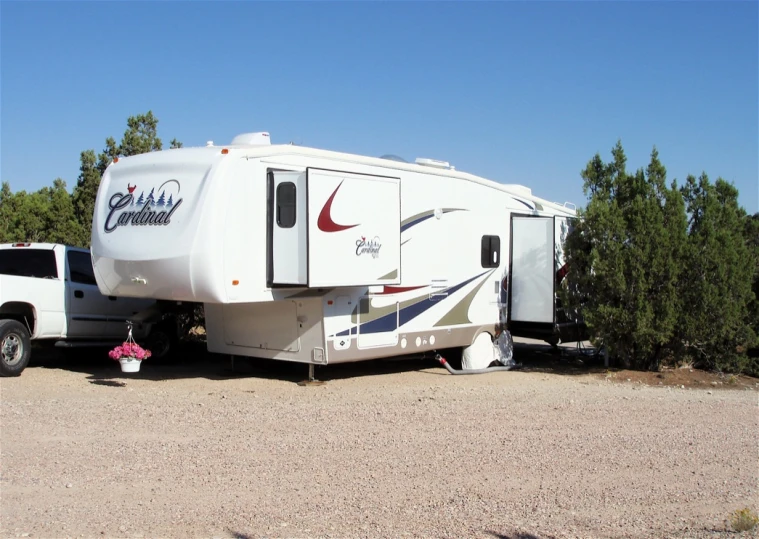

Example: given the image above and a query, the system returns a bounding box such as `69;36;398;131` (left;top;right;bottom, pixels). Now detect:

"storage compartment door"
268;171;308;287
510;216;555;323
307;168;401;287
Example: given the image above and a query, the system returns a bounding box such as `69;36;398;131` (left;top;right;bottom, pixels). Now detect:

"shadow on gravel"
487;531;548;539
25;339;612;385
89;379;127;387
27;342;440;384
226;531;254;539
513;341;609;377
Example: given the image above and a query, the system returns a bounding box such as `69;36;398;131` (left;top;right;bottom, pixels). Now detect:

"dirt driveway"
1;342;757;539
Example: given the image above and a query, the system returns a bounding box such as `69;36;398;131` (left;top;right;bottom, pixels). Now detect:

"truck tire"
143;320;177;360
0;319;32;377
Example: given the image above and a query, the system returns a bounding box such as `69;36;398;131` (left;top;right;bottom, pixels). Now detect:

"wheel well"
470;328;495;346
0;302;36;336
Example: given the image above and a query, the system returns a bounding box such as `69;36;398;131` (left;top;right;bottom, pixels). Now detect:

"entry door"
269;170;308;286
509;216;555;323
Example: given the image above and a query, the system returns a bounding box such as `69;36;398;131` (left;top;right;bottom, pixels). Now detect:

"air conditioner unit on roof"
230;132;271;146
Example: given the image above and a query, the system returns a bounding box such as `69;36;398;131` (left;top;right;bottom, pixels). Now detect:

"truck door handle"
74;290;84;299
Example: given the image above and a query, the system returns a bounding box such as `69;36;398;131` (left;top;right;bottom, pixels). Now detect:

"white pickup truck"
0;242;174;376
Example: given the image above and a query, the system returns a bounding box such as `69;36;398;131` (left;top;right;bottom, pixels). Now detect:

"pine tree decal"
136;192;145;206
167;194;174;208
156;190;166;207
146;187;155;206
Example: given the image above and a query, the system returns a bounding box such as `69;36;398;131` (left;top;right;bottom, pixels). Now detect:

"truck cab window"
67;251;97;286
0;249;58;279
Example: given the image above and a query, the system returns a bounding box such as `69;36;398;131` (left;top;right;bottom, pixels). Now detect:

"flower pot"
119;357;141;373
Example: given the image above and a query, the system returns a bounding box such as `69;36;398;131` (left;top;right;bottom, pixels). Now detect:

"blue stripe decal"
401;214;434;232
401;208;467;233
333;271;488;337
514;198;534;210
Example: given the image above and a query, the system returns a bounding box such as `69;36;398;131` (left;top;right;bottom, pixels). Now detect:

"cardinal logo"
356;236;381;258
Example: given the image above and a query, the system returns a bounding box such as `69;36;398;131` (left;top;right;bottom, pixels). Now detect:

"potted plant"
109;322;151;373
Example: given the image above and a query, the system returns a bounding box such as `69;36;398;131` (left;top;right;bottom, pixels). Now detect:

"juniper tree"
745;213;759;346
677;175;757;372
563;142;687;369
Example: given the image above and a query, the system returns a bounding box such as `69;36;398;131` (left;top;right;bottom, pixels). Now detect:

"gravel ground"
1;346;757;539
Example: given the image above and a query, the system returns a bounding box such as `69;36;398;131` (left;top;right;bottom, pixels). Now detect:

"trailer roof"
251;143;578;216
118;139;578;217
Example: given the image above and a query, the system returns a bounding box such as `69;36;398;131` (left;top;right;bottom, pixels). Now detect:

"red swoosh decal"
377;285;427;295
317;180;360;232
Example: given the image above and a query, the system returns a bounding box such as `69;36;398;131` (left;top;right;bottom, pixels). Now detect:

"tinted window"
481;235;501;268
67;251;97;285
276;182;297;228
0;248;58;279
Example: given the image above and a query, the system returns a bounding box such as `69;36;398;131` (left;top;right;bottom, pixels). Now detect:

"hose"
434;353;521;375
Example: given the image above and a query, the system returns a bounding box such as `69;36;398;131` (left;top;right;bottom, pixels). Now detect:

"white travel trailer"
90;132;582;372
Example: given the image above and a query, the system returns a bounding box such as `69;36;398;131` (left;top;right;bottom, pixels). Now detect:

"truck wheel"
0;319;32;377
144;328;173;360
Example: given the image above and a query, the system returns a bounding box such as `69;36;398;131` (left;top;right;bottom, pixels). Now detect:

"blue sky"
2;1;757;214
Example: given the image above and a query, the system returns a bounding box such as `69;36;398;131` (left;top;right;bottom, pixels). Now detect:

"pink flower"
108;342;152;362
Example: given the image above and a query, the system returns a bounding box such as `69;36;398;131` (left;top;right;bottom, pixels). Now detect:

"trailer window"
276;182;297;228
67;251;98;286
481;235;500;268
0;249;58;279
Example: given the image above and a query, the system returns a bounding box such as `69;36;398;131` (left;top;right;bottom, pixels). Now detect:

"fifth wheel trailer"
90;132;584;371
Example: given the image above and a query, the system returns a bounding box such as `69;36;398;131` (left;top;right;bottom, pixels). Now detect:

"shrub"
729;507;758;532
563;141;757;373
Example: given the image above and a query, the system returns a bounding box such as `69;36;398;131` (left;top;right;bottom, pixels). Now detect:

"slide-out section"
307;168;401;288
509;215;555;325
267;167;401;288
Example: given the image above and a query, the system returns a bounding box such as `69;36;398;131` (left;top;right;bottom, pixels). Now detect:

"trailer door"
509;215;555;324
268;170;308;287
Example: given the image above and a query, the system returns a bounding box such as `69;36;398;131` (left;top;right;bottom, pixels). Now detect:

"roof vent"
415;157;452;169
230;132;271;146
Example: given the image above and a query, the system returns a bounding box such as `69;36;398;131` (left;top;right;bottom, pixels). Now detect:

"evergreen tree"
677;175;757;372
745;213;759;348
136;192;145;206
156;190;166;207
71;149;101;245
45;179;84;246
564;143;690;369
4;190;50;243
167;194;174;207
120;111;163;157
0;182;14;242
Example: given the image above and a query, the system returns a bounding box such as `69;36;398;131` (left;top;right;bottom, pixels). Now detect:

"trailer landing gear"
297;363;326;386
